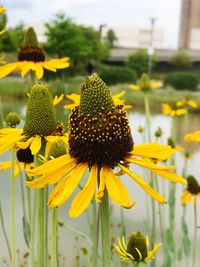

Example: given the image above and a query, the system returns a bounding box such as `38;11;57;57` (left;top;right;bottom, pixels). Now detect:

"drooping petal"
96;168;106;202
146;243;162;260
152;169;186;184
30;136;42;155
104;167;135;207
181;191;191;204
118;164;167;203
53;94;64;106
35;63;44;79
131;143;175;160
184;130;200;142
48;163;87;207
69;165;97;217
17;137;34;150
0;62;19;78
41;61;56;72
127;157;176;170
20;61;35;77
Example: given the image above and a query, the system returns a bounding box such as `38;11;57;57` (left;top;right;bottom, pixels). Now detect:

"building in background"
179;0;200;50
102;27;164;49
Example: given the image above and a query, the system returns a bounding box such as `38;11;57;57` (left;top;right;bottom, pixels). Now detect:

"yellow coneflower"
0;27;69;79
26;74;186;218
181;175;200;205
64;90;131;110
162;101;186;116
115;231;161;263
0;84;67;155
0;6;6;35
177;96;198;109
184;130;200;143
129;73;161;92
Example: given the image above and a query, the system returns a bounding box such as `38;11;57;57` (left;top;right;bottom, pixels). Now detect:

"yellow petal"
127;157;176;170
30;136;41;155
69;165;97;217
20;61;35;77
17;137;34;150
129;85;141;90
48;163;87;207
146;243;162;260
104;167;134;207
53;94;64;106
185;131;200;142
181;190;191;204
0;7;6;13
41;61;56;72
96;168;106;202
0;62;19;78
119;164;167;203
35;63;44;79
132;143;175;160
152;169;186;184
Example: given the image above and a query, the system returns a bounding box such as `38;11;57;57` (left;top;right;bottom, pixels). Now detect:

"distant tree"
126;49;157;75
105;29;118;48
44;13;109;71
170;49;192;68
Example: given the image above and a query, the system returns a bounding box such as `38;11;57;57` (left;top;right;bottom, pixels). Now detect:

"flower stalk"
51;206;58;267
192;204;197;267
11;148;16;267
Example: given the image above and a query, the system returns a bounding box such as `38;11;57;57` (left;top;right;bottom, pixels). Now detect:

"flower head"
115;231;161;262
176;95;198;109
162;101;186;116
5;112;20;128
129;73;161;92
0;6;6;14
181;175;200;205
27;74;186;218
0;83;65;155
0;27;70;79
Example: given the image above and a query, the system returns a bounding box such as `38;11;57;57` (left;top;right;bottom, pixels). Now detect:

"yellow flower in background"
162;102;186;116
181;175;200;205
0;6;6;36
177;95;198;109
27;74;186;218
115;231;161;262
64;90;131;110
0;27;69;79
0;84;67;155
53;94;64;106
129;73;162;92
184;130;200;143
0;6;6;13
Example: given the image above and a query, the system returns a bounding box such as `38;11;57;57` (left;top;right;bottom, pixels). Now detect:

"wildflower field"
0;3;200;267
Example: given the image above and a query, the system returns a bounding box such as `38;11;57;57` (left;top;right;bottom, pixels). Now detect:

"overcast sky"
4;0;181;48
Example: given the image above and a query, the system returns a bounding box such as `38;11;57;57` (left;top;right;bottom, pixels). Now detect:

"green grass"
1;77;200;113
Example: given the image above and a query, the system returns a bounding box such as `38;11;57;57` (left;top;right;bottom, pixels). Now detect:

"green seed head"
22;27;39;47
187;175;200;194
167;137;175;148
23;83;57;137
80;73;114;116
126;231;148;261
47;140;68;160
154;127;163;138
140;73;150;90
5;112;20;128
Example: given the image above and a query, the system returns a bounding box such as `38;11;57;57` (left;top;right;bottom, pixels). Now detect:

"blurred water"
0;102;199;267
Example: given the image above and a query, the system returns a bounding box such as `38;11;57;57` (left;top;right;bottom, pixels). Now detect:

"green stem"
91;196;98;267
26;173;32;226
144;93;151;142
100;189;110;267
0;201;12;261
11;148;16;267
192;204;197;267
44;186;48;267
51;207;58;267
38;188;45;267
30;70;36;86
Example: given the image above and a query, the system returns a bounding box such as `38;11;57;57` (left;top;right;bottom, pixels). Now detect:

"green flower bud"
47;140;68;159
126;231;148;261
5;112;20;128
187;175;200;195
140;73;150;90
167;137;175;148
137;126;144;133
154;127;163;138
80;73;114;116
23;83;57;137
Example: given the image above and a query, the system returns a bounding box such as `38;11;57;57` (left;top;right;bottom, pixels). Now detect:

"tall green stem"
29;190;37;267
91;196;98;267
192;204;197;267
51;207;58;267
11;148;16;267
100;189;110;267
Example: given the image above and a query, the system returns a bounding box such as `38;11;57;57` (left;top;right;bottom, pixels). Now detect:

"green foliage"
170;50;192;68
105;29;118;48
44;12;109;71
0;22;25;52
98;65;137;85
126;49;157;75
164;72;199;90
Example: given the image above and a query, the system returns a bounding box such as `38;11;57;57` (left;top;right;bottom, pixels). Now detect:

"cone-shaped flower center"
5;112;20;128
140;73;151;90
17;148;34;164
47;140;68;159
126;231;148;261
23;83;57;137
18;27;45;62
69;74;133;168
187;175;200;194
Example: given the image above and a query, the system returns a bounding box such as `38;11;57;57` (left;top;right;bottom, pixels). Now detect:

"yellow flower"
184;130;200;143
129;73;161;92
115;231;161;262
0;6;6;14
177;96;198;109
53;94;64;106
64;90;131;110
181;175;200;205
26;74;186;218
0;27;69;79
162;102;186;116
0;84;67;155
